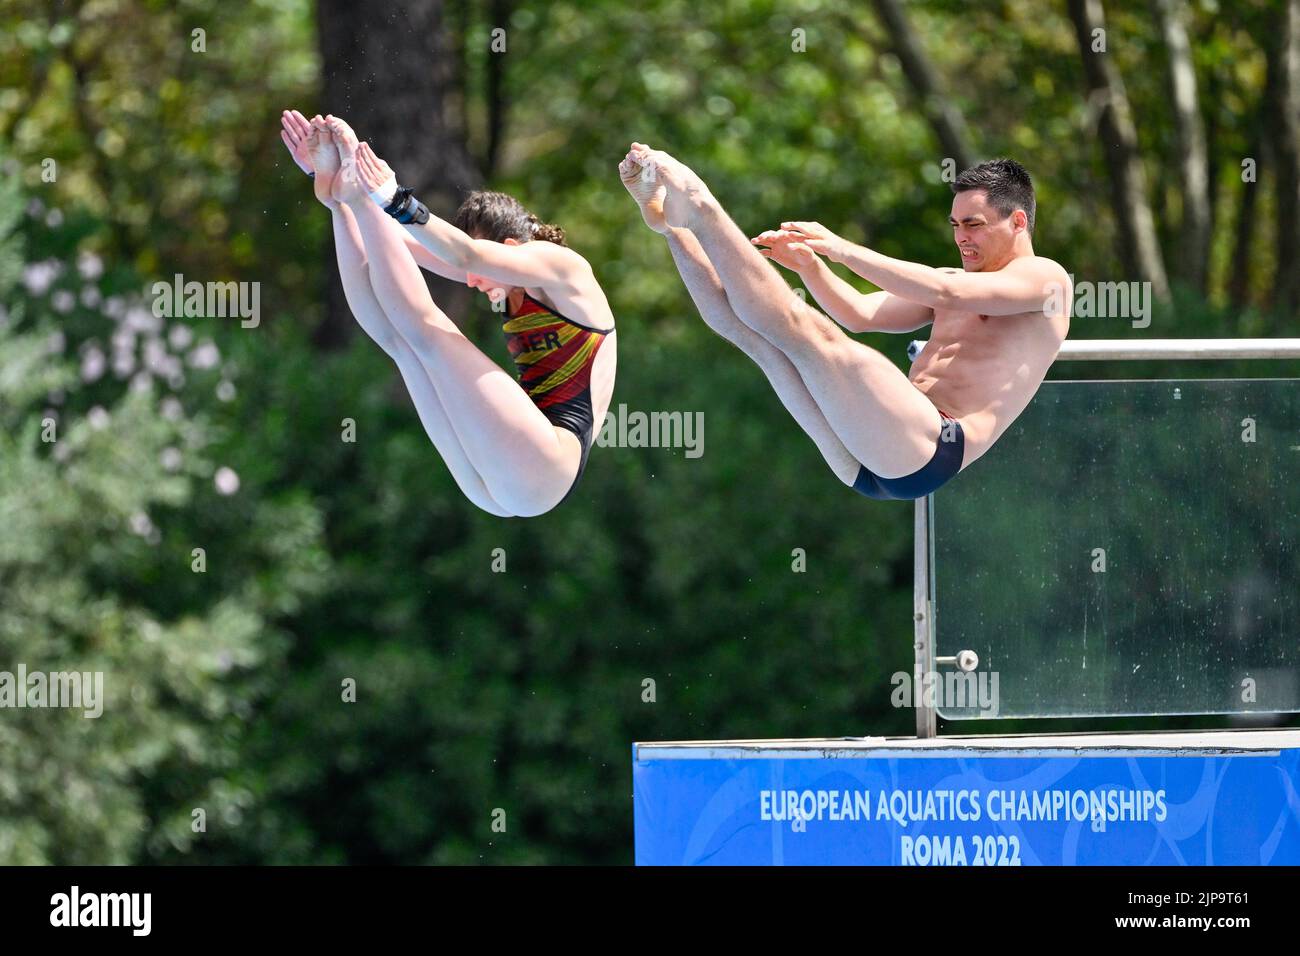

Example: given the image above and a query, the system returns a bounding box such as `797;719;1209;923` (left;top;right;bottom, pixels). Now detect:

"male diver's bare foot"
631;142;716;230
619;146;669;234
306;116;340;208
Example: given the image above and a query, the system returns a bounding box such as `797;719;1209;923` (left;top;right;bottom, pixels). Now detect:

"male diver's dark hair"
452;190;567;246
951;159;1036;234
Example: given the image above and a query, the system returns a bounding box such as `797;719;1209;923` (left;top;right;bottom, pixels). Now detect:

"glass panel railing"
932;378;1300;720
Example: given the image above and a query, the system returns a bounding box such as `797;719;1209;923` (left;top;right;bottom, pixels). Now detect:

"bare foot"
325;116;368;205
325;114;360;152
306;116;340;207
632;143;715;230
619;146;669;234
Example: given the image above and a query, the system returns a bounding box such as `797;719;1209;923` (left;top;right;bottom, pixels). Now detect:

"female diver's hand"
279;109;315;176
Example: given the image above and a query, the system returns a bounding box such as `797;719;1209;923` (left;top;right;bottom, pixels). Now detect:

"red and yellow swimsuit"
502;292;613;492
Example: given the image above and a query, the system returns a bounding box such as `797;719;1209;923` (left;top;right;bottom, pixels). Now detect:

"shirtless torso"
909;270;1070;471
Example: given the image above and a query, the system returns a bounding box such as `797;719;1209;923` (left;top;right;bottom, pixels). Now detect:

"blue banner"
633;745;1300;865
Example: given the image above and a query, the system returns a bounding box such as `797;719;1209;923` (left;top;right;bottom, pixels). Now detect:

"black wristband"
383;186;413;217
401;198;430;225
384;186;431;225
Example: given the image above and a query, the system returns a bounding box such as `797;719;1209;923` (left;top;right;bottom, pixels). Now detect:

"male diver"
619;146;1069;500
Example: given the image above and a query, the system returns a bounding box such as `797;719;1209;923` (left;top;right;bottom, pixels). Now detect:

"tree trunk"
1152;0;1211;293
484;0;513;179
869;0;977;173
314;0;482;348
1068;0;1170;298
1266;0;1300;315
1228;128;1263;309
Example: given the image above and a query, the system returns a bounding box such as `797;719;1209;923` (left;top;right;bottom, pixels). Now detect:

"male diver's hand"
750;229;819;274
779;221;851;263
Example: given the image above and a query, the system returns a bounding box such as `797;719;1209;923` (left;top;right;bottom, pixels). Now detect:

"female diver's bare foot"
619;146;669;234
306;116;341;208
325;116;375;206
630;142;716;230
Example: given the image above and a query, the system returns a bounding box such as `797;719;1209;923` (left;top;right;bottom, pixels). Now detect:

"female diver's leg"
340;190;581;517
328;199;515;516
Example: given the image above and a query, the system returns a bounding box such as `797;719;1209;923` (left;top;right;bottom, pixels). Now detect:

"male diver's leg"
663;226;860;485
646;146;945;478
620;146;857;484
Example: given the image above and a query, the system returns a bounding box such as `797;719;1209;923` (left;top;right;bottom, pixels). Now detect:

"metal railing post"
914;495;936;738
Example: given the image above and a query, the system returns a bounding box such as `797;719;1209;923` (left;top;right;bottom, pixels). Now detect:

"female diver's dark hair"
452;190;567;246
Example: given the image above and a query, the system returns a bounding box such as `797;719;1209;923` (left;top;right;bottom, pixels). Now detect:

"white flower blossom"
124;305;161;334
80;346;106;383
188;341;221;370
168;324;194;350
214;467;240;496
22;260;61;296
112;350;136;378
77;251;104;280
111;327;135;352
143;337;169;370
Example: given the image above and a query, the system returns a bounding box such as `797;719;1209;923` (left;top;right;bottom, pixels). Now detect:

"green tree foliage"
0;165;329;863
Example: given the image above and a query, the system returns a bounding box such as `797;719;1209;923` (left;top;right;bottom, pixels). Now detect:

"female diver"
279;109;616;516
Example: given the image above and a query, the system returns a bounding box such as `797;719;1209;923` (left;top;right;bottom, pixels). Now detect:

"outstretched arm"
284;110;468;285
352;140;589;292
784;220;1068;317
751;229;933;333
400;233;469;284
